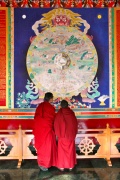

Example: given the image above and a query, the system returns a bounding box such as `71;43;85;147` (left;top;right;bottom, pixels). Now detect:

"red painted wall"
0;118;120;130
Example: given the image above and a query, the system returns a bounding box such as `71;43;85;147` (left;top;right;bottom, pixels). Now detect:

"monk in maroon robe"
54;100;78;171
33;92;57;171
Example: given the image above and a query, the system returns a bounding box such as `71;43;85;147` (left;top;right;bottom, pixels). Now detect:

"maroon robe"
54;107;78;168
33;101;57;168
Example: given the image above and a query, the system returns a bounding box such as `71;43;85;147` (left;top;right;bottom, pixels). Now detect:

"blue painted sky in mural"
14;8;109;108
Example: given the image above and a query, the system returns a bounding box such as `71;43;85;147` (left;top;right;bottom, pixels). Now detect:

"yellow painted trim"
114;8;117;107
6;8;8;108
11;8;14;108
108;8;112;108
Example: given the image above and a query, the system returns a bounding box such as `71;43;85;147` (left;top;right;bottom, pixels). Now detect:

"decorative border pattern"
0;108;120;119
114;8;120;107
0;0;119;8
111;8;115;108
109;8;112;108
116;8;120;107
111;9;115;108
0;8;10;108
8;8;12;108
11;8;14;108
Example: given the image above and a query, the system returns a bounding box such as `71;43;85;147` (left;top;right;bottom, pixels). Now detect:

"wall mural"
2;7;120;111
13;8;110;109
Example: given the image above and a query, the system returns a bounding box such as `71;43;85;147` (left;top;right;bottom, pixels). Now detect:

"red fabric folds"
54;107;78;140
57;138;77;168
33;101;57;168
54;107;78;168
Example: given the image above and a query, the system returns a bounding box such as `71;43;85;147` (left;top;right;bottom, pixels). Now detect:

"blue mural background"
14;8;109;108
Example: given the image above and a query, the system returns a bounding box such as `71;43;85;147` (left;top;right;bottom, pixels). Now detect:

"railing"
76;124;112;166
0;125;22;168
0;124;120;168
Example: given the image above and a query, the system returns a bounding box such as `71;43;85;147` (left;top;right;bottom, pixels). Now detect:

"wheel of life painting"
26;26;98;98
